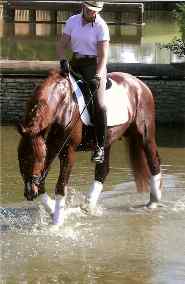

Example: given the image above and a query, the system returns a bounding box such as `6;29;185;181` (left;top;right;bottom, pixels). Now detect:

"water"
0;9;182;63
0;126;185;283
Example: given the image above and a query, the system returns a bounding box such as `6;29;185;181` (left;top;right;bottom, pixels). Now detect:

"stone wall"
0;76;42;123
145;79;185;125
1;75;185;126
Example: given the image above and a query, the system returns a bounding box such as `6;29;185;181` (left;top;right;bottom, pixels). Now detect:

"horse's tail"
126;131;150;192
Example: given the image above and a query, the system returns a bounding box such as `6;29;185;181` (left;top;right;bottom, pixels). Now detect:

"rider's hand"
60;59;70;76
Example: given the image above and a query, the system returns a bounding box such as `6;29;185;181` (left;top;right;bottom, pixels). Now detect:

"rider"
57;0;110;164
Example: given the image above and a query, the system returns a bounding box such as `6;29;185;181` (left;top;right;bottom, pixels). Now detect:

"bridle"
28;74;95;189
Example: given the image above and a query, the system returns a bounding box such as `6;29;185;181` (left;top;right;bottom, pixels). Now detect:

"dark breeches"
71;57;107;147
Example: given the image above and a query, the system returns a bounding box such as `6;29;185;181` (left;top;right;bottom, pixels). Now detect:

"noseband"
27;175;42;187
25;175;42;200
28;168;49;187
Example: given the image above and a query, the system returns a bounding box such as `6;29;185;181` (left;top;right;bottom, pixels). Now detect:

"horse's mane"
23;69;64;130
47;69;63;82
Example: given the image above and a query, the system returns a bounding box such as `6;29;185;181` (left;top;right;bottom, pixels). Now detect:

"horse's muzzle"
24;181;39;201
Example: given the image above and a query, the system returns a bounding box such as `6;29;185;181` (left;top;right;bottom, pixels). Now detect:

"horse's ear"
17;122;26;136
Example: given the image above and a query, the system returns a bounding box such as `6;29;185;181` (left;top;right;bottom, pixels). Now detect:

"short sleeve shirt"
63;13;110;56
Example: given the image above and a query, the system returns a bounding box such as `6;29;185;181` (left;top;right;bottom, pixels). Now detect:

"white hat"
83;1;104;12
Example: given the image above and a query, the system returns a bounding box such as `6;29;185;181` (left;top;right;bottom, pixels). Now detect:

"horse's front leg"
53;144;76;225
82;146;111;212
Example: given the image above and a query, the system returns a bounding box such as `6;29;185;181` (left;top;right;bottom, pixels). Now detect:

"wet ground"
0;126;185;284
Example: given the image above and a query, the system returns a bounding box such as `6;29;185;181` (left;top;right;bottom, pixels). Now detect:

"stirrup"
91;146;104;164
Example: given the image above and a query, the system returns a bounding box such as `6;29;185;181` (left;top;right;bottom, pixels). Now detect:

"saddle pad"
69;74;130;127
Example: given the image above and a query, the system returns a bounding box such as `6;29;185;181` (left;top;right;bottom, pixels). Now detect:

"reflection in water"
14;23;29;35
0;10;182;63
109;43;169;63
0;126;185;283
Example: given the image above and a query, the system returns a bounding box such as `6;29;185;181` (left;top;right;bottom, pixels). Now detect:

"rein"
51;75;94;157
35;75;95;185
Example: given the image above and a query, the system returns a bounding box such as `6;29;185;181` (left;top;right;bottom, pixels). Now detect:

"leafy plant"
174;3;185;41
164;38;185;57
163;3;185;58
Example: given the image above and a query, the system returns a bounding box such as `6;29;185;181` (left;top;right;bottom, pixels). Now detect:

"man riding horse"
17;1;163;227
58;0;109;164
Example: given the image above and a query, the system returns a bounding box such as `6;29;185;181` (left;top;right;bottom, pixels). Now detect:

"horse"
17;68;162;226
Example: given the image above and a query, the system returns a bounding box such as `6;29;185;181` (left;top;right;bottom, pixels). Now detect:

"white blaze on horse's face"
25;179;39;201
20;139;45;201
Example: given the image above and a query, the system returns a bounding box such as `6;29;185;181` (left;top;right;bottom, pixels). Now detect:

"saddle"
69;71;130;128
70;70;112;121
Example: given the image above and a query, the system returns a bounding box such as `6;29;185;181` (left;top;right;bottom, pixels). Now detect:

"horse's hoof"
80;203;92;214
147;202;158;209
48;224;61;231
52;217;65;226
80;203;103;216
80;202;97;215
146;201;161;209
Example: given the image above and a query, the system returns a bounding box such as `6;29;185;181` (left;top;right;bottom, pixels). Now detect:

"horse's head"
17;126;47;201
17;70;73;200
17;97;49;200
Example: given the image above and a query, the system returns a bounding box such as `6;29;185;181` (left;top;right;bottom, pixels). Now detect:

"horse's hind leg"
82;146;111;212
143;137;162;208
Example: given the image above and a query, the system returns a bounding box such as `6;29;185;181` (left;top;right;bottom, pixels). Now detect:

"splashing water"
0;175;185;284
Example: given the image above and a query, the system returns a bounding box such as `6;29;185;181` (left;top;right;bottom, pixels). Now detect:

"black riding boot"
91;108;107;164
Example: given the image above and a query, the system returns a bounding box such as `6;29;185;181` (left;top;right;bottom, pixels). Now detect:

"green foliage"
163;38;185;57
174;3;185;40
163;3;185;58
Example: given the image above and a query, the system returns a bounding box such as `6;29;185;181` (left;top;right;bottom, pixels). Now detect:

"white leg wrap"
87;180;103;209
150;173;162;202
40;193;55;214
53;195;66;225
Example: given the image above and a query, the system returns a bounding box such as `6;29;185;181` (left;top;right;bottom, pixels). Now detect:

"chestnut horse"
17;69;162;226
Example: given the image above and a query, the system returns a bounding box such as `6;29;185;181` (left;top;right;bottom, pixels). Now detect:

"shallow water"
0;10;181;63
0;126;185;284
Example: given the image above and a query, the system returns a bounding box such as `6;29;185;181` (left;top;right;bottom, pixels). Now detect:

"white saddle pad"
69;74;131;127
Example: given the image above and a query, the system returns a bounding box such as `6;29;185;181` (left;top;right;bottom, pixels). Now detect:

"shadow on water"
0;9;180;63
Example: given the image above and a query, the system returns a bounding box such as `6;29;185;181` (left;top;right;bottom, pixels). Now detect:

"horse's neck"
27;75;78;131
51;78;77;127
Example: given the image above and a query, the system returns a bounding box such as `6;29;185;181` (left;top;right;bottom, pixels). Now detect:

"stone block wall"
0;77;42;123
0;75;185;125
145;79;185;125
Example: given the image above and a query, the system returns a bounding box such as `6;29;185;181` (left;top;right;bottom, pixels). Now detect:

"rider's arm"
57;33;71;60
96;40;109;78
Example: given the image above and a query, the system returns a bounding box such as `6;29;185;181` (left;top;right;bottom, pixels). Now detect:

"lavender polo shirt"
63;13;110;56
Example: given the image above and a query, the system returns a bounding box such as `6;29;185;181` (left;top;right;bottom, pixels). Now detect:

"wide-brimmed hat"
83;1;104;12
